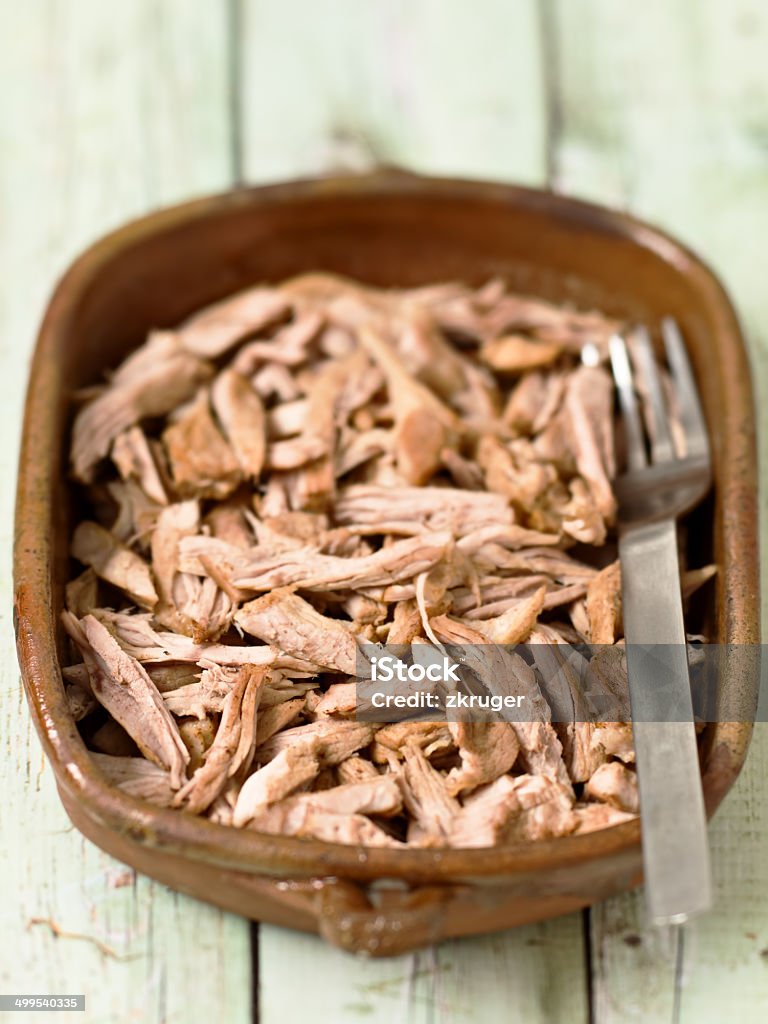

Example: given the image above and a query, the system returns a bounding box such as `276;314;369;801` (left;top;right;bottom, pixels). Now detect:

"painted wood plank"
239;0;548;184
552;1;768;1019
239;4;593;1022
259;914;588;1024
0;4;251;1022
585;731;768;1024
553;0;768;380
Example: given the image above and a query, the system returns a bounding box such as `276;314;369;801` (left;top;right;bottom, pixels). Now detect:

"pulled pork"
65;272;712;849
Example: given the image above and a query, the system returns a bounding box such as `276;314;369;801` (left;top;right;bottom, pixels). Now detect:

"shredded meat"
400;744;460;843
450;774;576;848
71;332;211;481
273;776;401;818
233;741;321;826
211;369;267;478
111;426;168;505
358;324;461;484
562;366;616;522
227;530;452;592
72;522;158;610
335;484;514;536
235;589;359;673
92;753;176;806
371;722;454;765
446;722;519;795
584;761;639;813
173;665;268;813
64;271;713;849
586;561;622;643
64;612;189;788
255;720;376;767
65;568;99;618
573;803;636;833
163;388;242;499
337;756;381;785
249;802;402;847
178;286;289;357
479;334;562;373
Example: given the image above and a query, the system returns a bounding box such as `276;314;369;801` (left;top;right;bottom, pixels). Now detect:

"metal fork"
608;318;713;925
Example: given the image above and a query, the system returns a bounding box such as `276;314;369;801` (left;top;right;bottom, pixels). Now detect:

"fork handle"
619;517;713;923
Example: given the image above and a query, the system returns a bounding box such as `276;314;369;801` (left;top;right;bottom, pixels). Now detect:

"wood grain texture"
0;3;250;1022
551;1;768;1020
239;0;547;184
259;916;589;1024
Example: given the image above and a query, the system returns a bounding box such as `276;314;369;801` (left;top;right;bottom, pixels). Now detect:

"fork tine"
661;317;710;460
631;325;676;463
609;333;648;472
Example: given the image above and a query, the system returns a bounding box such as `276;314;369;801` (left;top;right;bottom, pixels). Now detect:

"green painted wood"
259;916;589;1024
585;732;768;1024
552;1;768;1020
0;4;251;1022
239;0;548;184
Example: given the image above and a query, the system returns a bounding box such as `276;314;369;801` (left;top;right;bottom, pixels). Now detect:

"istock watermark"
370;654;462;683
354;642;760;724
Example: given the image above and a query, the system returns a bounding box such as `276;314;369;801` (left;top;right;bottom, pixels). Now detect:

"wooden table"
2;3;767;1021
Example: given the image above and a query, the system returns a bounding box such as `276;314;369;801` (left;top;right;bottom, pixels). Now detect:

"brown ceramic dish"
14;170;759;955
